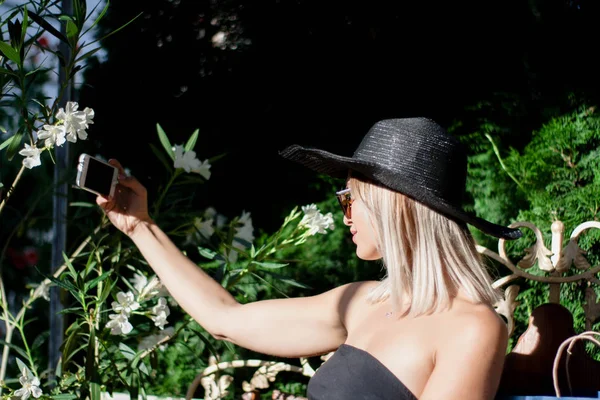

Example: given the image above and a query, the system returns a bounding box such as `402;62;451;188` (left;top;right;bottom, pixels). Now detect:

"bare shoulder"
326;280;379;299
446;302;508;351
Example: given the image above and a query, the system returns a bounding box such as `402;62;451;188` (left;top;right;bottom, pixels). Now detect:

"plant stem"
0;225;102;393
16;312;36;376
485;133;524;190
152;171;179;218
0;164;26;216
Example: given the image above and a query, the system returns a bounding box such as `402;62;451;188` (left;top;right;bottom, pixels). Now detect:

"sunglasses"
335;188;353;219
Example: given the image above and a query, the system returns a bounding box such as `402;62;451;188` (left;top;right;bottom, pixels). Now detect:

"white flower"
106;312;133;335
150;297;170;329
56;101;92;143
111;291;140;317
299;204;335;235
225;249;239;264
138;327;175;352
138;275;168;300
187;217;215;244
151;312;169;329
234;211;254;249
173;144;201;172
25;228;54;244
195;217;215;238
130;272;148;293
301;204;319;218
81;107;95;129
38;281;50;301
19;143;42;169
152;297;170;316
173;144;211;178
212;31;226;47
205;207;227;228
37;124;66;148
13;367;42;400
192;159;211;180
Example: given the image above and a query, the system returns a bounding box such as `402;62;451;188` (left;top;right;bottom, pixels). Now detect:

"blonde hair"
348;177;503;317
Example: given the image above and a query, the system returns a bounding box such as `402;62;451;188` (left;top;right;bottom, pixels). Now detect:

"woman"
97;117;521;399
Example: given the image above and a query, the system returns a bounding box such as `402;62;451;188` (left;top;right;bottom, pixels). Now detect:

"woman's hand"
96;159;153;236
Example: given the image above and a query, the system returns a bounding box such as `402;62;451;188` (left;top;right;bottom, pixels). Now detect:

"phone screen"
85;157;116;196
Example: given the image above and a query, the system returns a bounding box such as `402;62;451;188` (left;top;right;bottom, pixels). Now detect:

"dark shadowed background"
76;0;600;231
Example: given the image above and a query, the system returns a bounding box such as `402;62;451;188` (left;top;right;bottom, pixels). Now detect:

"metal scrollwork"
484;220;600;332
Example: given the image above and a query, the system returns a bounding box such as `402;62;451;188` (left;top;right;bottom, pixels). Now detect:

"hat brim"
280;145;522;240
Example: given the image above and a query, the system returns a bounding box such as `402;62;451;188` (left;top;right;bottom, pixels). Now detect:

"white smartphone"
75;153;119;198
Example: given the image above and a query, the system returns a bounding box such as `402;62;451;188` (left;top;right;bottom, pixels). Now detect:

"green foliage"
463;105;600;358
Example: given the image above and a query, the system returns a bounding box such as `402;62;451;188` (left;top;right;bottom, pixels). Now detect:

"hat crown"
352;118;467;205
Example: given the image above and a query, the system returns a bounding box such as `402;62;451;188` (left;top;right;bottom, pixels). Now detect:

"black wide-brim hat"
279;117;522;240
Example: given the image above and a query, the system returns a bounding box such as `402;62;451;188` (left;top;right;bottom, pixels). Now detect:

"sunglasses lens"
336;189;352;218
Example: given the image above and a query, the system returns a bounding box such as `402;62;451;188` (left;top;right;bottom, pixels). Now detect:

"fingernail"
119;174;127;180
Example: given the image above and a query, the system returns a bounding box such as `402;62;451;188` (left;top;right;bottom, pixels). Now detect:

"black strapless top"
307;344;419;400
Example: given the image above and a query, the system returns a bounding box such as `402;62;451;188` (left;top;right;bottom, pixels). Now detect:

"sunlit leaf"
184;128;199;151
5;129;23;161
0;41;20;64
156;123;174;161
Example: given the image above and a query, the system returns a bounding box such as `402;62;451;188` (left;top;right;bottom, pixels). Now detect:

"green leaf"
5;129;23;161
263;271;312;289
52;395;78;399
85;328;96;381
189;328;220;362
43;274;78;294
98;276;116;303
138;361;150;376
0;134;16;151
21;8;29;46
55;356;63;378
15;357;28;373
85;270;112;291
66;20;79;40
90;382;101;400
73;0;87;31
69;201;97;208
0;41;20;63
57;307;86;317
63;343;89;367
252;261;289;270
95;11;143;44
85;0;110;32
118;342;136;361
0;343;28;361
31;331;50;350
156;123;174;161
62;252;78;280
0;66;18;78
68;64;83;80
28;11;69;43
149;142;172;171
184;128;199;151
197;246;220;260
75;47;102;63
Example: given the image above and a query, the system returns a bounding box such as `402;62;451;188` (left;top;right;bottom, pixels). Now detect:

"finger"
96;195;116;211
108;158;126;174
96;195;109;207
